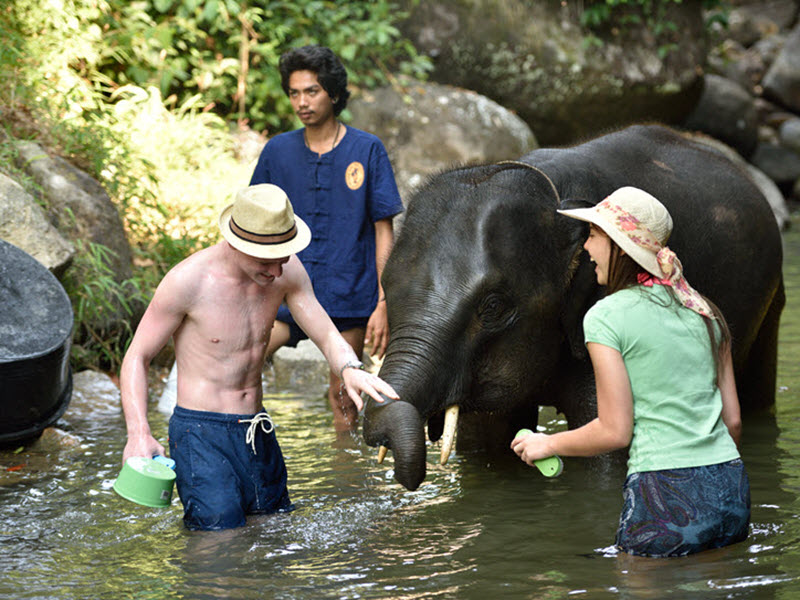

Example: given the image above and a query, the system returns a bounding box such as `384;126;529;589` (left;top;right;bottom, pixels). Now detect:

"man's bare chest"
185;285;282;351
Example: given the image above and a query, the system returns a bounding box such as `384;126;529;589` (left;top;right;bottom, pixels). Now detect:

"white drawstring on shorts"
238;412;275;454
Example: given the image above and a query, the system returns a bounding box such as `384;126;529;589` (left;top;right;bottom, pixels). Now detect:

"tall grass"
0;3;253;371
110;86;254;287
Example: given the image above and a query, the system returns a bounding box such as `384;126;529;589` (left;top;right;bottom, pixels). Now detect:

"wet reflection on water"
3;217;800;599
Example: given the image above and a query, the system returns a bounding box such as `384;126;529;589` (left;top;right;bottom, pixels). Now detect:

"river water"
2;215;800;600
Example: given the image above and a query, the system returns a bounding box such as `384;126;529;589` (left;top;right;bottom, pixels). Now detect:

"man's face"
240;252;290;285
287;70;335;127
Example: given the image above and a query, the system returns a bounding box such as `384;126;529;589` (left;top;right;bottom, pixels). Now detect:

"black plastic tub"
0;239;73;446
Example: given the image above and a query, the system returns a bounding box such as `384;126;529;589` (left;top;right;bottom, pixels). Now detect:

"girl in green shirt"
511;186;749;557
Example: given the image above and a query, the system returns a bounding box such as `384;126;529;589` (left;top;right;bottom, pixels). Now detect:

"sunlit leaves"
87;0;431;133
153;0;174;13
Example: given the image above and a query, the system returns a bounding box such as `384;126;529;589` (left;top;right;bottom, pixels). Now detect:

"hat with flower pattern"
557;186;714;318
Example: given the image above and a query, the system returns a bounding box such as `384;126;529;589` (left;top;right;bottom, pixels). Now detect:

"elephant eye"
478;293;517;330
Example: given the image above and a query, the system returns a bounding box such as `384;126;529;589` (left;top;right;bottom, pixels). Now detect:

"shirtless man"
120;184;398;530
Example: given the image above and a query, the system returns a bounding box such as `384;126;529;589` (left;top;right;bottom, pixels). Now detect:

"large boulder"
13;142;144;339
348;80;537;201
14;141;134;282
722;0;796;47
780;117;800;153
762;23;800;112
399;0;706;145
750;141;800;187
0;174;75;276
706;39;769;95
731;0;798;31
682;74;760;158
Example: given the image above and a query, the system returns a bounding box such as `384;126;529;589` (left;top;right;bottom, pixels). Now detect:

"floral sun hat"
557;186;714;318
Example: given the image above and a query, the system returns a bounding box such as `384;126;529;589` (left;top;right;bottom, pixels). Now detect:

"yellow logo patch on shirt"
345;161;365;190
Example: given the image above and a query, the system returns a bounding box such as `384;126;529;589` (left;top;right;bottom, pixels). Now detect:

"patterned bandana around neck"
598;202;715;319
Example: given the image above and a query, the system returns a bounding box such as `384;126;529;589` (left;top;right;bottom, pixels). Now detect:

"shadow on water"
2;216;800;599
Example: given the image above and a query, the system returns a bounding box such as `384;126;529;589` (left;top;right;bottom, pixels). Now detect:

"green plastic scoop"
515;429;564;477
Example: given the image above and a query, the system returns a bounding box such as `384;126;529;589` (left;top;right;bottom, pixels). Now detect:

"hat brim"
218;204;312;259
557;206;663;278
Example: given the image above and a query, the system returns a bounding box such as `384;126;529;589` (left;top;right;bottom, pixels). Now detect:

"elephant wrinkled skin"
363;125;784;491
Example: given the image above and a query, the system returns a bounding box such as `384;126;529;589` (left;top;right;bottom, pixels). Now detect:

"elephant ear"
559;198;596;212
557;198;602;360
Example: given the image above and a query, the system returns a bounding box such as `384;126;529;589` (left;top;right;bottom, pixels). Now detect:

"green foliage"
1;1;159;370
0;6;26;105
579;0;729;54
87;0;432;134
107;85;248;251
0;0;148;199
61;240;147;372
1;0;426;371
703;0;730;30
0;129;42;205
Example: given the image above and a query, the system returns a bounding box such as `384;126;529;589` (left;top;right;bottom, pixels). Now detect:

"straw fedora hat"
557;186;673;278
219;184;311;259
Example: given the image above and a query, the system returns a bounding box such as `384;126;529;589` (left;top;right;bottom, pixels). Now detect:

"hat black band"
230;217;298;245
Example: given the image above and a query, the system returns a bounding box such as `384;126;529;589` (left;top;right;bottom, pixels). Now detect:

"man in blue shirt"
251;45;404;432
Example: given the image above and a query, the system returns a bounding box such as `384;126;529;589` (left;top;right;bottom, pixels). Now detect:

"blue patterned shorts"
616;459;750;557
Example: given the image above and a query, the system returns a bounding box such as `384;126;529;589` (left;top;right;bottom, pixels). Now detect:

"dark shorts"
276;304;368;348
168;406;294;531
616;458;750;557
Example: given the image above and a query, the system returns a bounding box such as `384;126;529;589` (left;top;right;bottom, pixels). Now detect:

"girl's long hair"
603;229;731;382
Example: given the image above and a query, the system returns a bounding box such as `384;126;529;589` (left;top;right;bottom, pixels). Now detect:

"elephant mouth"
377;403;461;466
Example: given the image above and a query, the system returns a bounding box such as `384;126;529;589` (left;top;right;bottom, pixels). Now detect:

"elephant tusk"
377;445;388;464
439;404;459;465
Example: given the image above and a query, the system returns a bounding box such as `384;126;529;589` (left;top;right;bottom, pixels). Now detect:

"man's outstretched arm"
284;256;399;409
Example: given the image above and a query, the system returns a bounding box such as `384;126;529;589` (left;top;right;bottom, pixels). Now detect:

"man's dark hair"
279;45;350;116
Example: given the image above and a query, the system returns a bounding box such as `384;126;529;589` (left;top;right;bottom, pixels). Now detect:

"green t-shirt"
583;284;739;476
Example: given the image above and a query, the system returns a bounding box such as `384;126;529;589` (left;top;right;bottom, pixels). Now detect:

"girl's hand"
511;431;553;467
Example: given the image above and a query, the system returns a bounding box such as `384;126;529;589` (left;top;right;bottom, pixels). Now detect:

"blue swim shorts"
615;458;751;557
276;304;369;348
168;406;294;531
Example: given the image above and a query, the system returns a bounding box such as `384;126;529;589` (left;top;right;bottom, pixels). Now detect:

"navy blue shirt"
250;126;403;319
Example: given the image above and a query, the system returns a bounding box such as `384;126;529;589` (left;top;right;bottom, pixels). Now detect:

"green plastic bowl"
113;457;176;507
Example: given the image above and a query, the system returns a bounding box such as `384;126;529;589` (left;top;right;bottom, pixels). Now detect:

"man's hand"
122;434;165;464
341;366;398;410
364;300;389;359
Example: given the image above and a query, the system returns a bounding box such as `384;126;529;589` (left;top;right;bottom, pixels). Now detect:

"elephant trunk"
363;396;427;490
363;320;459;490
